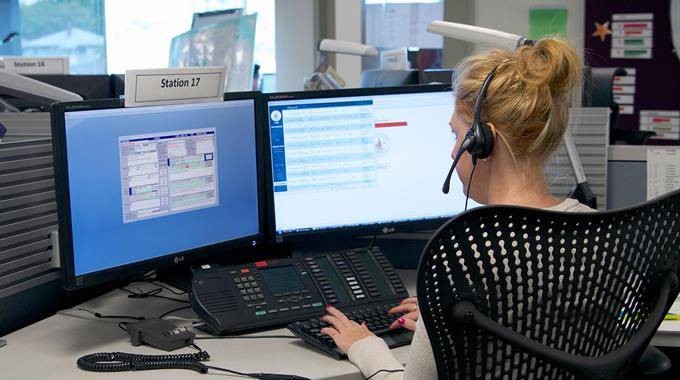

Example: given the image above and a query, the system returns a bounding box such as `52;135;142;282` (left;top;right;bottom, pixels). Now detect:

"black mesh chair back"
417;190;680;379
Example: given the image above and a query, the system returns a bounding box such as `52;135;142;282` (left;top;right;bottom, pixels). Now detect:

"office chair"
417;189;680;379
584;67;655;145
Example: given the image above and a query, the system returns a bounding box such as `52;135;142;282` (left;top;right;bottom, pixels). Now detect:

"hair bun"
515;38;581;95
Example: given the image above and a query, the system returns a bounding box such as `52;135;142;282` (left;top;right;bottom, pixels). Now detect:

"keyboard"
287;302;414;359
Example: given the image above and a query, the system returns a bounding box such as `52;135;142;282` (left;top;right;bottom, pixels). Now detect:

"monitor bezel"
262;84;455;243
52;92;268;290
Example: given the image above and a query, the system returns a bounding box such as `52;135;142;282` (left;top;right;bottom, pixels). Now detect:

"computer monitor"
27;75;115;100
264;85;479;242
52;93;266;289
360;70;419;88
420;69;454;85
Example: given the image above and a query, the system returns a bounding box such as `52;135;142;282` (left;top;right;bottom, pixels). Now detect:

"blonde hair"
453;38;582;164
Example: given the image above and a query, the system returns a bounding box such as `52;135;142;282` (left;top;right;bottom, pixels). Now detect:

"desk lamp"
305;39;378;90
0;68;82;110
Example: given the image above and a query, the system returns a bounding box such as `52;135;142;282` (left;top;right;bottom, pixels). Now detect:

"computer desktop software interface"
63;100;260;276
267;90;479;237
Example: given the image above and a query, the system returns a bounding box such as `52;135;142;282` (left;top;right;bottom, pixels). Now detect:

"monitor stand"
156;266;193;293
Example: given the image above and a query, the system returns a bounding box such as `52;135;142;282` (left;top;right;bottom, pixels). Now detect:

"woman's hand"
388;297;419;331
320;305;374;353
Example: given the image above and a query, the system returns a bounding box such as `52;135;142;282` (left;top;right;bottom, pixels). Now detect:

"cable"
191;343;203;352
206;365;311;379
158;305;192;320
464;158;478;212
149;281;187;295
74;308;146;321
367;235;377;250
365;369;405;379
194;334;296;340
77;351;310;379
203;364;254;377
120;286;189;304
342;237;354;249
77;351;211;373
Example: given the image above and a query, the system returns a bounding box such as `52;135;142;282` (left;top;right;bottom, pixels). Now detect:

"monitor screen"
266;87;478;240
59;99;261;283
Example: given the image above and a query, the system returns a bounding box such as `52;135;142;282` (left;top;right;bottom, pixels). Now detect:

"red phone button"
255;261;268;268
240;268;250;273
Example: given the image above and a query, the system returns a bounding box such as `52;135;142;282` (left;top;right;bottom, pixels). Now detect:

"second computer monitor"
52;94;265;289
265;85;478;242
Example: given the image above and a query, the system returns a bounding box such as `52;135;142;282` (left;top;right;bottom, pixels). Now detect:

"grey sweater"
347;198;595;379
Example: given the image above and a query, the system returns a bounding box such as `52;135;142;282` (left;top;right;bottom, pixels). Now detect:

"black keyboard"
287;303;414;359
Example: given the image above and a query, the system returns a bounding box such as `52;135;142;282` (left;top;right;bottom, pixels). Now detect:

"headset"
441;65;499;195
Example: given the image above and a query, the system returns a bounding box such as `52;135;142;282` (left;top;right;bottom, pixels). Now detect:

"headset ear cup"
476;122;495;159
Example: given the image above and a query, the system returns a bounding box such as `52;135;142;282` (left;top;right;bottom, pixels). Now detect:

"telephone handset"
190;247;408;335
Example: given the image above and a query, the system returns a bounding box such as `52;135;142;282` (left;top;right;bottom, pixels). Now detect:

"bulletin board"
585;0;680;144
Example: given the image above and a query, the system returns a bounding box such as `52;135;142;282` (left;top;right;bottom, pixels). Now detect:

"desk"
2;270;680;380
0;271;417;380
653;321;680;348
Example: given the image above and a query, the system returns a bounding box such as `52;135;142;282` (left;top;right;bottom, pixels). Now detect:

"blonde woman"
320;37;593;379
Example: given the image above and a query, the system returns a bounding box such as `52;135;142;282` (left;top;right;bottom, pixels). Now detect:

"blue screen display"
64;100;260;276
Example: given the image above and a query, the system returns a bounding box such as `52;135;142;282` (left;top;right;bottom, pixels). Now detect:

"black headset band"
472;65;500;125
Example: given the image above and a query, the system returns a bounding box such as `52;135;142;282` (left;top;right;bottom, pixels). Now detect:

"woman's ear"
487;122;498;141
483;122;498;160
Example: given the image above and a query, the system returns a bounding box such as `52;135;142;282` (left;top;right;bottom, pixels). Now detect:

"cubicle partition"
0;139;59;333
546;108;610;210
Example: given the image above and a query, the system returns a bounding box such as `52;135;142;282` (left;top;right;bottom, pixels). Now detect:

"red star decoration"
592;21;612;42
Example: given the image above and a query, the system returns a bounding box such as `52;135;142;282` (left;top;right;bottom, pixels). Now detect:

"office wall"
334;0;363;88
274;0;319;91
473;0;585;53
443;0;475;67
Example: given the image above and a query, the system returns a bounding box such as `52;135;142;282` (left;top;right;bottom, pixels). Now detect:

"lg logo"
382;226;396;234
173;256;185;264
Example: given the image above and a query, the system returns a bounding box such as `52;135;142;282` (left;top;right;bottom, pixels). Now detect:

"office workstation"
2;1;680;379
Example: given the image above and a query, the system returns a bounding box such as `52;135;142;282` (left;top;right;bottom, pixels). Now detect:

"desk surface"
0;271;418;380
1;270;679;380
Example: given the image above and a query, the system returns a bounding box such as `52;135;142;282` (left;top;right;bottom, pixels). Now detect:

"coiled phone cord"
77;351;212;373
77;350;310;379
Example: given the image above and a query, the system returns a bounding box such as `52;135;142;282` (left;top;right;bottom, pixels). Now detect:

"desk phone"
190;247;409;335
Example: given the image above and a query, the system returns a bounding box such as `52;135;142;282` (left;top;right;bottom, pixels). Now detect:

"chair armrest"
450;271;677;380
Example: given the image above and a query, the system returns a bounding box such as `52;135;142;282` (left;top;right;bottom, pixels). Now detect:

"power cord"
119;286;190;304
194;334;296;340
74;308;145;321
367;235;377;250
149;281;187;295
158;305;192;319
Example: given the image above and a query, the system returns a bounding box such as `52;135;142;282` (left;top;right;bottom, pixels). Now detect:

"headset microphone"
442;132;473;194
441;65;499;195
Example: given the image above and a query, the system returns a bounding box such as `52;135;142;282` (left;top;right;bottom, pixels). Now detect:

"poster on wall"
610;13;653;59
640;110;680;140
585;0;680;144
613;67;636;115
528;8;568;39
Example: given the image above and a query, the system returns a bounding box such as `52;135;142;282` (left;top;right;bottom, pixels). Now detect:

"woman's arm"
322;306;438;380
